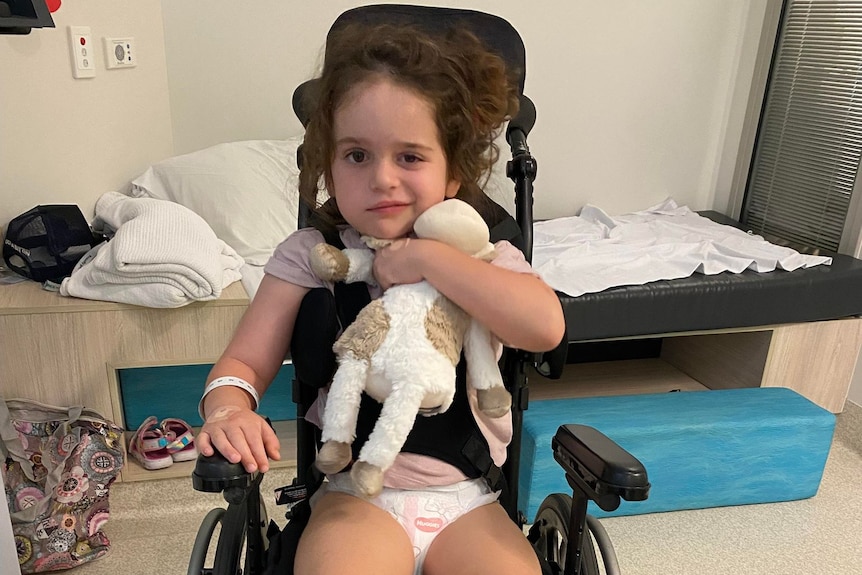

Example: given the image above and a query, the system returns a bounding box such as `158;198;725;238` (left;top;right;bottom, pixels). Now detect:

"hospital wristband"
198;376;260;420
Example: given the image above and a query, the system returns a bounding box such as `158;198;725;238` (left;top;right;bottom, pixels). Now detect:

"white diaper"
316;473;500;574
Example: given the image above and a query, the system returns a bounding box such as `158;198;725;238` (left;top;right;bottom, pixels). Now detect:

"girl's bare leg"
423;502;541;575
294;491;414;575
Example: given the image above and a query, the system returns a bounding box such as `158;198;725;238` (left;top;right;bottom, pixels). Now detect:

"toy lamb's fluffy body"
311;199;511;497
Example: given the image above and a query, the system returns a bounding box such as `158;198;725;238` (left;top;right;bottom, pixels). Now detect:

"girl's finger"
262;426;281;462
224;426;259;473
208;427;242;465
196;430;214;456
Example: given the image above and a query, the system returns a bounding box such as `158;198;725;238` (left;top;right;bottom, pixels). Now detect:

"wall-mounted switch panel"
104;37;137;69
68;26;95;79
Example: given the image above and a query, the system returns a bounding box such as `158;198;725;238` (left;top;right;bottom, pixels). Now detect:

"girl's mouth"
369;202;409;215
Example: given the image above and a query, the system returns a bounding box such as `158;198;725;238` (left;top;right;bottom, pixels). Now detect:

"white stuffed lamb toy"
310;199;512;498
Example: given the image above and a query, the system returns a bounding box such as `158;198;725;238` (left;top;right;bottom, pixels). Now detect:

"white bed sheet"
532;199;832;298
241;199;832;302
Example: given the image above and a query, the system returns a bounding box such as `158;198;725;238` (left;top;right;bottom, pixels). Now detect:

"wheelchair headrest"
331;5;526;93
292;5;528;128
293;79;319;129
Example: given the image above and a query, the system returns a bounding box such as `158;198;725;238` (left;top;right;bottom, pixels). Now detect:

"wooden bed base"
530;318;862;414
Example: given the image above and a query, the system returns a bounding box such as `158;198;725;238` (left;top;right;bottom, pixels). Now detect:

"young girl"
197;23;565;575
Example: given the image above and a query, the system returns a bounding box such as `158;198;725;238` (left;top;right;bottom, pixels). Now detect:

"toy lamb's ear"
414;199;490;255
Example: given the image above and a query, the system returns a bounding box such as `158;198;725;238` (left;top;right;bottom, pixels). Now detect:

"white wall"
0;0;767;225
160;0;769;220
0;0;172;230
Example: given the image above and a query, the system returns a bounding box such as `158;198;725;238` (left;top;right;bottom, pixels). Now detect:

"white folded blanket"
60;192;245;307
533;199;832;298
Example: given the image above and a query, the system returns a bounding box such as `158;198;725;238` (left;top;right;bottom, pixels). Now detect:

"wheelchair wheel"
530;493;600;575
186;503;247;575
188;508;225;575
188;498;267;575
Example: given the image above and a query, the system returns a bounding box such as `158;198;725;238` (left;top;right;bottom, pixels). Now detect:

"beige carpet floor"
72;401;862;575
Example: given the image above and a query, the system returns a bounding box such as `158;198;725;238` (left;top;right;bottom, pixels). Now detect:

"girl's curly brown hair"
298;23;520;227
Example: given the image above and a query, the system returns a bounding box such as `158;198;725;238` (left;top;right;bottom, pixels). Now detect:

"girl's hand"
373;238;433;289
197;406;281;473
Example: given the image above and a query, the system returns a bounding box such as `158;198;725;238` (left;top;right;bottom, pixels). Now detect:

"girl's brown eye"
348;150;366;163
401;152;427;165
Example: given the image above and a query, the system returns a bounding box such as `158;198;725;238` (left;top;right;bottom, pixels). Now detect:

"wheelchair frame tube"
564;490;589;575
502;132;538;524
507;153;537;264
501;349;531;523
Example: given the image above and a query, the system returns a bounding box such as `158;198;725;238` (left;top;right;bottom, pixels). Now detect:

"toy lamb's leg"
352;382;429;498
464;320;511;418
317;354;368;474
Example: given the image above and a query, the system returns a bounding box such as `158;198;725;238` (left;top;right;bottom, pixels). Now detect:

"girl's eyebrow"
334;136;434;151
335;136;363;147
400;142;435;152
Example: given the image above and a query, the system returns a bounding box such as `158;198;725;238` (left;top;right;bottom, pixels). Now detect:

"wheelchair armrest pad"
552;424;650;501
191;417;273;493
192;452;257;493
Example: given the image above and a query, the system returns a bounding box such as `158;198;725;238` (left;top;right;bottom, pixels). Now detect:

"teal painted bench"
519;387;836;519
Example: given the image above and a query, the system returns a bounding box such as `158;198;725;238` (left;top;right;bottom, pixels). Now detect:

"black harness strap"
489;216;524;254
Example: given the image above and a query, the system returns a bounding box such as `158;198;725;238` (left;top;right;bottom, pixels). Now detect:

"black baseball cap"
3;205;102;282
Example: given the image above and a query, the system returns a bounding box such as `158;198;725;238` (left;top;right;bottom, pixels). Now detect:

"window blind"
742;0;862;252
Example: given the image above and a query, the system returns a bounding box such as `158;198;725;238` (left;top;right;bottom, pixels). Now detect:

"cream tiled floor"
73;401;862;575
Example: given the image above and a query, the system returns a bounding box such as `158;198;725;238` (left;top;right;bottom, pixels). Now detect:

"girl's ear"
445;179;461;199
324;173;336;198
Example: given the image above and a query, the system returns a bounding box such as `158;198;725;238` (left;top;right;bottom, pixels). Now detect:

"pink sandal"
128;416;174;470
160;418;198;462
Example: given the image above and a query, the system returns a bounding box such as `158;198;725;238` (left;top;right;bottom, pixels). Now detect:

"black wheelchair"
187;5;649;575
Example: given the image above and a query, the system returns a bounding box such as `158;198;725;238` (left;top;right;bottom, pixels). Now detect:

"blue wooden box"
519;387;835;519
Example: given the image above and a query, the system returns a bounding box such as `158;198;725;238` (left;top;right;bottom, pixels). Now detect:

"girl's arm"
197;274;310;473
372;238;564;352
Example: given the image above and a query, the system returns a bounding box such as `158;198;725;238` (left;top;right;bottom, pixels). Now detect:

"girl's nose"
370;158;398;191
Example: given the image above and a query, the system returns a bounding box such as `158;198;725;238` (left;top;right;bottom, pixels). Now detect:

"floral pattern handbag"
1;398;125;573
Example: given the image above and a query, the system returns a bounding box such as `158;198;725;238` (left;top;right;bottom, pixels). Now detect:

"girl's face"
330;78;461;239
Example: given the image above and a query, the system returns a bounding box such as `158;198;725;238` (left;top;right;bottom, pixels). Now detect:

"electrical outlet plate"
68;26;95;79
104;37;136;69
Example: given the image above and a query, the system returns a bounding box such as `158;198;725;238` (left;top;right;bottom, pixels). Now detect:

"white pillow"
131;138;302;265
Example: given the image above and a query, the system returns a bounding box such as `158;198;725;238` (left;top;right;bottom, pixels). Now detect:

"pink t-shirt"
264;225;537;488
